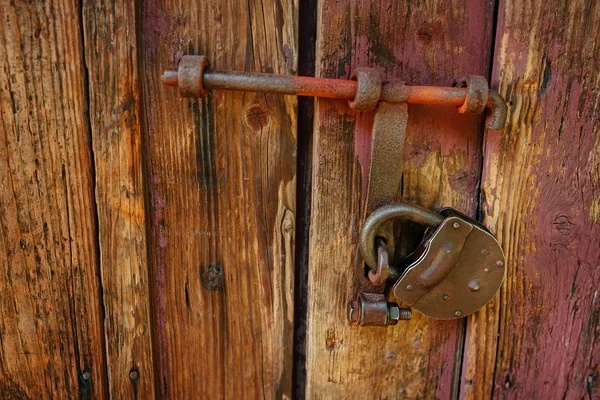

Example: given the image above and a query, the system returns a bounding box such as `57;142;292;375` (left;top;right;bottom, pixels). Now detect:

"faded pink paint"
470;1;600;399
140;1;178;397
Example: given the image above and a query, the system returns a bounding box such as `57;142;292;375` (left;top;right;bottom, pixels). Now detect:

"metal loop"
457;75;488;114
178;55;209;97
368;239;391;286
348;68;382;111
486;90;508;130
359;203;445;271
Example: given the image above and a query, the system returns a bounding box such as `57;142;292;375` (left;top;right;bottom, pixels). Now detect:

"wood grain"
306;1;494;398
461;1;600;399
81;0;156;398
140;1;298;398
0;0;107;398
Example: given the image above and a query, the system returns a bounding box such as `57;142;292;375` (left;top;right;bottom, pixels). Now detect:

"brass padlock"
359;203;505;320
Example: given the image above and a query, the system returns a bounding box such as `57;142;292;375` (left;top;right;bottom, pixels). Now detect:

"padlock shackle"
359;203;444;271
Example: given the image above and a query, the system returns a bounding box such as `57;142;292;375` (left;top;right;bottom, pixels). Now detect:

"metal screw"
82;371;92;381
406;284;414;291
452;222;461;229
481;249;489;254
348;300;360;323
129;370;139;380
496;260;504;267
454;310;462;317
442;294;450;301
484;268;490;273
387;303;412;324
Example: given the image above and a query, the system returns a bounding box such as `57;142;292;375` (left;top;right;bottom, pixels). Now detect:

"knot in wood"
245;104;269;131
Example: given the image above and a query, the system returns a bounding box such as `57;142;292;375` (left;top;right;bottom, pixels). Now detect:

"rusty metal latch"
162;55;508;326
162;56;507;129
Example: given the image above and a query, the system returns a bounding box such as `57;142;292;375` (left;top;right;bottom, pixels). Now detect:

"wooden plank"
306;1;495;398
140;1;297;398
81;0;156;398
0;1;107;398
461;1;600;398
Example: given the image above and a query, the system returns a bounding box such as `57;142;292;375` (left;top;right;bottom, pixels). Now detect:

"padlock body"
392;212;505;319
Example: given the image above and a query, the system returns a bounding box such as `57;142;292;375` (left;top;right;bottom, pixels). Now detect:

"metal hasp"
162;55;508;326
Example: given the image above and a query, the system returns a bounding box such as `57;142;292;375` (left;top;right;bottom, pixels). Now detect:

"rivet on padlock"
359;203;505;320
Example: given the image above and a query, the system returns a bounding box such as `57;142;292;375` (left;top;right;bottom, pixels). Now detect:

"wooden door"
0;0;599;399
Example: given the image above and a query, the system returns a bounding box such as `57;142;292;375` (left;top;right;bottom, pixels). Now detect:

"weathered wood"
140;1;298;398
461;1;600;399
306;1;494;398
81;0;156;398
0;1;107;398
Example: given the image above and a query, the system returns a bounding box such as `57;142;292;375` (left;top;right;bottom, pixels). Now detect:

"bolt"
454;310;463;317
162;70;179;86
129;370;139;380
82;371;92;381
496;260;504;267
481;249;489;254
468;279;481;292
442;294;450;301
452;222;461;229
484;268;490;273
348;300;360;323
387;303;412;324
406;284;414;291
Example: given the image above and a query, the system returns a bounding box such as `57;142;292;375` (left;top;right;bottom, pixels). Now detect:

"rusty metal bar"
162;55;507;129
206;71;357;99
163;69;469;104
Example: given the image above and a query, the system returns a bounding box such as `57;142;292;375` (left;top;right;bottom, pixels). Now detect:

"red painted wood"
461;1;600;399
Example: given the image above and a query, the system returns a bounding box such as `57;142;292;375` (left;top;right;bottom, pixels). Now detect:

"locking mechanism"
162;55;508;326
358;204;505;321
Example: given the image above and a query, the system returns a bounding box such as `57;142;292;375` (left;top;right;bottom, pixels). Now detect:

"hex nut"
387;303;412;324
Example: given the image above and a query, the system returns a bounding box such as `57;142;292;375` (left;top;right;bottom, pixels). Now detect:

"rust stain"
325;328;343;351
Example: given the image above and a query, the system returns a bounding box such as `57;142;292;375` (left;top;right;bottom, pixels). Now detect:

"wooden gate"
0;0;598;398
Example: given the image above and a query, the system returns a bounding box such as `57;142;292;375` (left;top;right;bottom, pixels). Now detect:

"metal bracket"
162;55;508;326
